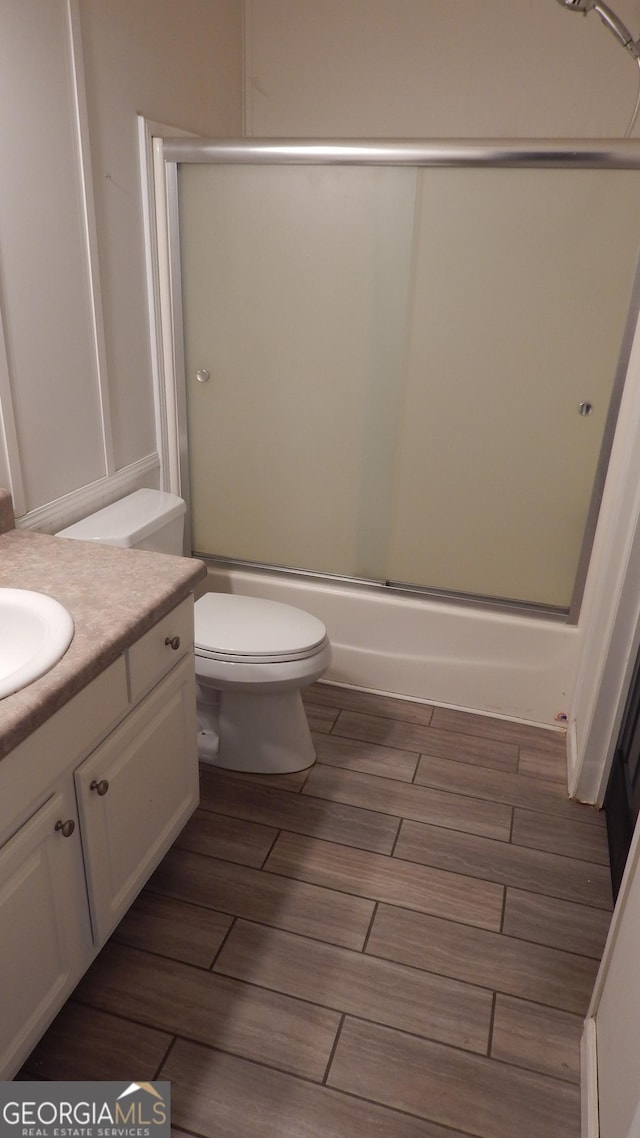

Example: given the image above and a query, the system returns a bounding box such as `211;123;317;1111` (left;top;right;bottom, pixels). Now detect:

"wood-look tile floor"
21;683;614;1138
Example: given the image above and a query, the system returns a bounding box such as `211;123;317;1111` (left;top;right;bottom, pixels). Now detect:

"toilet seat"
194;593;328;664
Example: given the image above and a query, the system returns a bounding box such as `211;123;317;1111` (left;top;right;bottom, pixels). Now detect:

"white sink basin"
0;588;74;699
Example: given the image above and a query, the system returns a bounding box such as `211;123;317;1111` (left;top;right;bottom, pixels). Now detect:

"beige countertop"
0;498;206;759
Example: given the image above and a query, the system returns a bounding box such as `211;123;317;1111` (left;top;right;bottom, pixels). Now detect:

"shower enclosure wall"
155;139;640;725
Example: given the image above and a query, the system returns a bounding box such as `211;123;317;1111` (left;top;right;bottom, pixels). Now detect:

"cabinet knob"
165;635;181;651
55;819;76;838
90;778;110;796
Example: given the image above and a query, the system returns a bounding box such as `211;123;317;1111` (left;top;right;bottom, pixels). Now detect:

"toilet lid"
194;593;328;663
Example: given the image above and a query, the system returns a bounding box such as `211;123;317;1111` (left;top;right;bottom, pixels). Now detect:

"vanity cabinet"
76;653;197;945
0;788;93;1078
0;597;199;1078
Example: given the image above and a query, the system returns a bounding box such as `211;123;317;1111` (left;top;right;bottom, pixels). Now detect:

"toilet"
56;489;332;774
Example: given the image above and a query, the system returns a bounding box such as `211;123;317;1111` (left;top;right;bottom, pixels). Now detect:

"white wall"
78;0;243;475
245;0;640;139
0;0;108;515
0;0;243;525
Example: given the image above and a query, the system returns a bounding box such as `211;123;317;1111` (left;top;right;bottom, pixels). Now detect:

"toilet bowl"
194;593;332;773
56;489;332;774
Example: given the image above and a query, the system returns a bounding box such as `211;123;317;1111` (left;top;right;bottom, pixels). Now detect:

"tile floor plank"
112;891;233;967
517;747;568;783
305;683;435;726
327;1017;580;1138
365;903;598;1014
198;768;400;853
430;706;566;754
148;846;375;949
175;807;279;867
265;831;505;931
333;710;519;770
162;1038;469;1138
74;942;340;1081
502;888;611;958
416;753;606;824
213;919;493;1054
211;767;310;792
312;731;419;781
303;763;512;841
395;817;612;909
305;703;340;733
511;807;611;865
490;994;582;1084
22;1002;172;1081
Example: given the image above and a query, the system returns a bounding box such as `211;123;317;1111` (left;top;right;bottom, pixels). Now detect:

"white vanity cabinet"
75;652;198;945
0;787;93;1079
0;596;199;1078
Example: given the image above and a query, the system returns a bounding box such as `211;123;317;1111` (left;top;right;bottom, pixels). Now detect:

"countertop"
0;493;206;760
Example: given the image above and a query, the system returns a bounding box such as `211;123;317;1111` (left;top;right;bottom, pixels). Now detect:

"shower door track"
196;552;570;623
158;137;640;624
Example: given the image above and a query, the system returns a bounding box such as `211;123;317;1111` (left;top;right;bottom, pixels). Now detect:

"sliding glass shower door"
174;149;640;614
179;164;415;583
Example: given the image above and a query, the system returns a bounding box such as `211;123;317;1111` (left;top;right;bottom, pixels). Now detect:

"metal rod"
162;137;640;169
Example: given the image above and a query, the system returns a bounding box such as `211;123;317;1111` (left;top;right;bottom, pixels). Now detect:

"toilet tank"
56;489;186;555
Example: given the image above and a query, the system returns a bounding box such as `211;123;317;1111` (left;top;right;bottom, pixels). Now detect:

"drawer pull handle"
55;819;75;838
165;635;181;651
90;779;110;796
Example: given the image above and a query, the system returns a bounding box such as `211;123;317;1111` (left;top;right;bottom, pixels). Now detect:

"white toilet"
57;489;332;774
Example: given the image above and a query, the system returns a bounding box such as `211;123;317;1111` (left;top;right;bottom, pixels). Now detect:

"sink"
0;588;74;699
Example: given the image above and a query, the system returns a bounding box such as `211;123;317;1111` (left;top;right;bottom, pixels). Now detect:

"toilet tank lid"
56;489;185;547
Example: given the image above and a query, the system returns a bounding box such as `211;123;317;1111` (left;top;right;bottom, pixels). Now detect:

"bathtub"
203;563;581;730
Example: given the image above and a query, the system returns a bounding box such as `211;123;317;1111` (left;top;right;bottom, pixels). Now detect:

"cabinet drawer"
127;596;194;703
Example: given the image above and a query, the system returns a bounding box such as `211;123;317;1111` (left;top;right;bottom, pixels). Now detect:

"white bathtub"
203;564;582;730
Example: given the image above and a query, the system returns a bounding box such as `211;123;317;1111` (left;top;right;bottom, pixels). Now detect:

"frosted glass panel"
388;168;640;607
178;162;640;610
179;164;416;578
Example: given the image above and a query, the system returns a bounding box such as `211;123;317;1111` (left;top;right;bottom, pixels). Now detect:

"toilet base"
197;687;317;774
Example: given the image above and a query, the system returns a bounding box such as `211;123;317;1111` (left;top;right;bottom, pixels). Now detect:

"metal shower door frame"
158;137;640;623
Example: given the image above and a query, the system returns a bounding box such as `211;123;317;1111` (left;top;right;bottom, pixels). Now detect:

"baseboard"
567;717;580;798
581;1017;599;1138
14;453;161;534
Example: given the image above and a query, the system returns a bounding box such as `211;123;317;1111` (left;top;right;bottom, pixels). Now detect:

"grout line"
154;1034;178;1081
208;915;237;971
487;991;498;1058
322;1014;346;1085
389;815;403;857
260;826;283;868
361;902;379;954
499;884;508;934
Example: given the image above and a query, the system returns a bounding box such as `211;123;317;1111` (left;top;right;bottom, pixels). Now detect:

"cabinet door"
0;790;92;1077
75;654;199;946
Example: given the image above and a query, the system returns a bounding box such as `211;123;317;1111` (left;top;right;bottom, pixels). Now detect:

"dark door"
605;645;640;898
